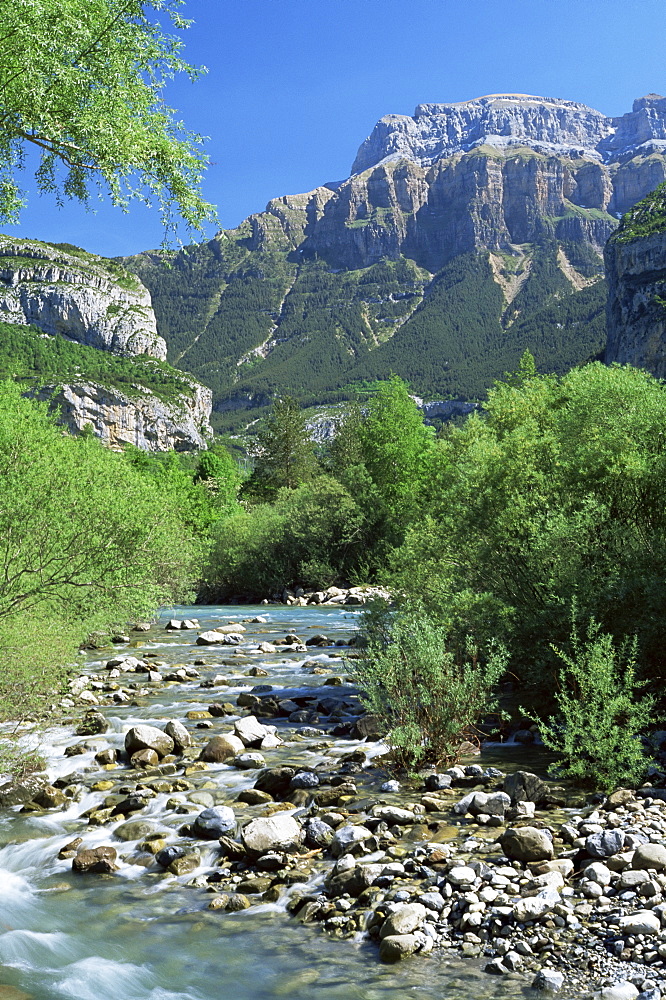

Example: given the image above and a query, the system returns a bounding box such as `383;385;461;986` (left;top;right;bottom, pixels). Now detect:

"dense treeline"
128;232;606;426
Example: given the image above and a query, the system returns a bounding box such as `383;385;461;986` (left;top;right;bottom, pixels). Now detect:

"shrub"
350;601;507;770
533;619;654;791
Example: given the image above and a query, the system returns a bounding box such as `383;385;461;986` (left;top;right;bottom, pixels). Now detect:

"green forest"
126;232;607;432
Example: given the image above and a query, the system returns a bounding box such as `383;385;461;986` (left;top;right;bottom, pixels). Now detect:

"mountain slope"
123;93;666;426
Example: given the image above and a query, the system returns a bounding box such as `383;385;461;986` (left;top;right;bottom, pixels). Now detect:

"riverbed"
0;605;579;1000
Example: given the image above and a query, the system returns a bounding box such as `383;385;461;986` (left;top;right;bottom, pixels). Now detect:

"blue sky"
5;0;666;257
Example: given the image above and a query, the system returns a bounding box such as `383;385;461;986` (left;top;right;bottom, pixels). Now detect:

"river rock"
304;818;334;849
447;865;477;887
372;805;415;825
193;807;236;839
631;843;666;870
424;773;452;791
330;824;373;857
619;910;661;936
200;734;244;762
380;903;426;939
113;820;157;842
196;630;241;645
234;753;265;770
33;785;67;809
326;863;383;897
584;861;612;885
500;827;554;862
513;887;560;922
598;984;640;1000
379;933;421;962
213;624;246;634
164;720;191;752
131;748;159;769
156;845;187;868
75;710;108;735
234;716;268;747
242;813;301;854
586;829;626;858
533;969;565;991
290;771;320;790
503;771;548;804
124;724;174;758
72;845;118;873
254;767;295;796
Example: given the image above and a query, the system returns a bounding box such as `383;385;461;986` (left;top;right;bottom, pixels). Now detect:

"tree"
0;0;215;235
243;396;317;500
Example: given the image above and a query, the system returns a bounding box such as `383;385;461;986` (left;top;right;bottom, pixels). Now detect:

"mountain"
0;238;213;449
605;181;666;376
121;93;666;431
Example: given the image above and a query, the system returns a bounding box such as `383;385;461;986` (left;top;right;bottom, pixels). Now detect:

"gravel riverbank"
2;606;666;1000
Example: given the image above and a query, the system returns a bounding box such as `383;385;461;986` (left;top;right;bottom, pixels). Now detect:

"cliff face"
124;93;666;422
605;183;666;376
0;238;167;359
0;237;214;450
30;380;213;451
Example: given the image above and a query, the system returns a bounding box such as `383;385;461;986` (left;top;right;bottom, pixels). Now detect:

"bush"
204;476;366;598
533;619;654;791
350;601;507;770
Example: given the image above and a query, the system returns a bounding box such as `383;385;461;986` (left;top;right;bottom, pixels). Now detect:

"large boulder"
192;807;236;839
199;734;244;762
500;826;554;863
196;630;241;645
379;903;426;938
254;766;295;796
164;720;191;752
242;813;301;854
234;716;268;747
379;934;421;963
72;846;118;873
124;724;174;758
503;771;549;804
586;829;626;858
631;843;666;870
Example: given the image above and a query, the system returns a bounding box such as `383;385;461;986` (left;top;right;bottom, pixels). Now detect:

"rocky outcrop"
605;183;666;376
353;93;666;173
29;378;213;451
0;237;166;359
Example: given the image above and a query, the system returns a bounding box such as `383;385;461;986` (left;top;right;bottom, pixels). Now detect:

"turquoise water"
0;606;545;1000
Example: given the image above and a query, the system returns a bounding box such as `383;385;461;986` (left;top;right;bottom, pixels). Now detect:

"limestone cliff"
0;237;167;359
30;378;213;451
605;183;666;376
124;93;666;417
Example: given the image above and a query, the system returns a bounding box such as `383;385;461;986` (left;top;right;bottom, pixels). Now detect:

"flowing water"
0;605;556;1000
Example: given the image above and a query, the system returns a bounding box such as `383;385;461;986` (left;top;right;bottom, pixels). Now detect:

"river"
0;604;552;1000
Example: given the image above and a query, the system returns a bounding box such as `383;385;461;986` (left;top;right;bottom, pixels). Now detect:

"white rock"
242;813;301;853
584;861;612;885
597;982;640;1000
234;715;268;746
619;910;661;936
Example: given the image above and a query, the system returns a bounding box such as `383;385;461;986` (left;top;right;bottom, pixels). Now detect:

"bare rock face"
352;93;666;173
28;378;212;451
0;237;166;358
605;183;666;377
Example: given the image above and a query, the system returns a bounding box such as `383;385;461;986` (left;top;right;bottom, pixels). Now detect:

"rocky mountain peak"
352;94;666;175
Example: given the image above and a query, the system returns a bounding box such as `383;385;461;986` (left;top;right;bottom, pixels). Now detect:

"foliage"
0;0;215;235
350;601;507;769
204;477;366;599
0;379;199;732
388;356;666;692
0;320;201;403
532;618;653;791
611;181;666;243
242;396;317;500
127;233;604;414
124;443;241;533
